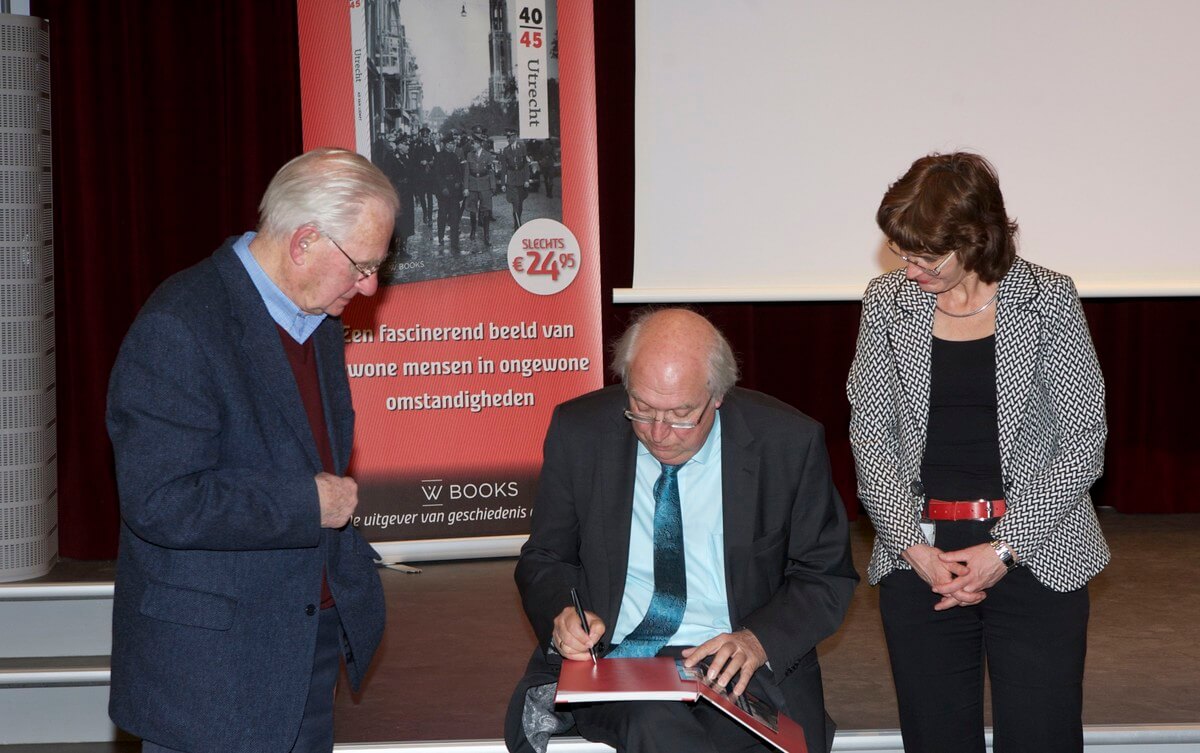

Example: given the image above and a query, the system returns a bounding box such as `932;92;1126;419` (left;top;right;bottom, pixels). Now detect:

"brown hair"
876;152;1018;283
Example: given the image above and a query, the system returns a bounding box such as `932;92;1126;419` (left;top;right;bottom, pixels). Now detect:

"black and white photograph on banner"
364;0;562;286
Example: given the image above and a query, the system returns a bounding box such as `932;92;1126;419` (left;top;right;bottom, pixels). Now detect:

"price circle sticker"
507;218;581;296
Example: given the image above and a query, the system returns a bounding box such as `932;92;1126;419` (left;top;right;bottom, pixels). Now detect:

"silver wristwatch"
990;539;1018;571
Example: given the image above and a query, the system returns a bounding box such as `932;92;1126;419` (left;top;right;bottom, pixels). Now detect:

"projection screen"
620;0;1200;302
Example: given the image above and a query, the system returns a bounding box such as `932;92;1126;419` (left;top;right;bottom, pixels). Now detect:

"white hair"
257;148;399;241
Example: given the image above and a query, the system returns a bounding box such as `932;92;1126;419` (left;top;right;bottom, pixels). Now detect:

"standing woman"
847;152;1109;753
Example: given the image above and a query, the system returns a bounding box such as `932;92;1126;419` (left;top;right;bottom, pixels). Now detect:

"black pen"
569;587;598;665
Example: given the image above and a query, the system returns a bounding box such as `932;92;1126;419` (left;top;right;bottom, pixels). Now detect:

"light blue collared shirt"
232;231;326;343
613;411;732;647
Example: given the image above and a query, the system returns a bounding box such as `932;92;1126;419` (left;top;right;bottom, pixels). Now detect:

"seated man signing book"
505;308;858;753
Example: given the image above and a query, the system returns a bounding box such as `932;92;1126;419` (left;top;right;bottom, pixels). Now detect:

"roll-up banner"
297;0;602;561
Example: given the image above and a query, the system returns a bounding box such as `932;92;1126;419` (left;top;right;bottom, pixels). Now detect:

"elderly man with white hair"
107;148;398;753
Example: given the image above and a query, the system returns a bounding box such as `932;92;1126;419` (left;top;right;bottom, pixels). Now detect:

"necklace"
936;289;999;318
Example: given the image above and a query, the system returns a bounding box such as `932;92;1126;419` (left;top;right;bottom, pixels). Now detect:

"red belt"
925;498;1006;521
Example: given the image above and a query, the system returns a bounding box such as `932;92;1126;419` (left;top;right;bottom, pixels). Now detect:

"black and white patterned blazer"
846;257;1110;592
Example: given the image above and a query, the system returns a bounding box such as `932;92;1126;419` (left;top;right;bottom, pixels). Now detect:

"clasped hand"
904;543;1010;610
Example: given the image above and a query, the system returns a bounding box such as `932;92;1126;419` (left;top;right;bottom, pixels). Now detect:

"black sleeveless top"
920;335;1005;500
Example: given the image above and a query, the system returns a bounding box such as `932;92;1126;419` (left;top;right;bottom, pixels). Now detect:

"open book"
555;657;808;753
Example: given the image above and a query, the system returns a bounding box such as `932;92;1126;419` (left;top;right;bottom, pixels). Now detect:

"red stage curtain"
1084;298;1200;513
33;0;303;558
35;0;1199;558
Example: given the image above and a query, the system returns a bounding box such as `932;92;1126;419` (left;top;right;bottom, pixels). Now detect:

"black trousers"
879;521;1089;753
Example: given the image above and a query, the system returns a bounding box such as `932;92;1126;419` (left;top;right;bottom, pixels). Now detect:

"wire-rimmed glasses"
623;394;713;431
325;234;382;281
887;242;955;277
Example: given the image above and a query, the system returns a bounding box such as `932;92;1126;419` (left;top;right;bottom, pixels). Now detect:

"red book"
555;657;808;753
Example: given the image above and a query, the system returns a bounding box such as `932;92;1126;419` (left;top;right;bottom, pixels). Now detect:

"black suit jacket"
506;385;858;752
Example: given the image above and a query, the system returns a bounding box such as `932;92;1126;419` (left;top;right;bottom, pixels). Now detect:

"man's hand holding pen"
552;604;605;662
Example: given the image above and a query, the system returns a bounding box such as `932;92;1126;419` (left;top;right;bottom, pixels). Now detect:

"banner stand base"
379;562;423;575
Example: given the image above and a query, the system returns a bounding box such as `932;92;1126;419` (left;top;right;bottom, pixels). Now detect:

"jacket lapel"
891;280;935;477
313;318;352;472
600;406;638;624
214;244;323;472
994;258;1041;479
719;394;759;626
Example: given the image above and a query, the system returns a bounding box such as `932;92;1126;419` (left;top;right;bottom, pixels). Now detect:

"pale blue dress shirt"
232;231;326;344
612;411;732;647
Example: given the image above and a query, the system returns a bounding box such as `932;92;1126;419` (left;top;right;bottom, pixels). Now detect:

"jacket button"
305;604;316;616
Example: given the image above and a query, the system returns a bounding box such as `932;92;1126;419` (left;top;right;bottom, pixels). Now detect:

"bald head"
613;309;737;464
627;309;715;393
611;308;739;399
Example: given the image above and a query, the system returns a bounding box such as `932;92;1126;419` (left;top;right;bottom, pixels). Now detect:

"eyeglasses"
624;395;713;431
887;242;955;278
325;234;382;281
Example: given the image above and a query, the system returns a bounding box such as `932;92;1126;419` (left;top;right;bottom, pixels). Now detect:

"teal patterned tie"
610;462;687;658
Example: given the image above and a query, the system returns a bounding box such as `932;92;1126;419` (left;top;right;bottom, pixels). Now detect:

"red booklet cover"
555;657;808;753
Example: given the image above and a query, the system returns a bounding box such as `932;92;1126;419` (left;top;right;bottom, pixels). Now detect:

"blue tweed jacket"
106;239;385;752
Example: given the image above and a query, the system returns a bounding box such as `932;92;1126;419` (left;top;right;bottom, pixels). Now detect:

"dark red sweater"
277;325;336;609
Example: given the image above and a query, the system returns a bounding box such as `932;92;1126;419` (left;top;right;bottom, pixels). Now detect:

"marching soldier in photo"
500;127;531;229
433;133;465;252
472;124;495;153
537;138;558;199
388;133;416;257
410;126;437;226
451;129;469;160
371;133;413;260
464;132;496;245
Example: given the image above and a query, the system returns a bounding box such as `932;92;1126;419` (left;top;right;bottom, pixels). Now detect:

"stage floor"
331;509;1200;742
3;510;1197;752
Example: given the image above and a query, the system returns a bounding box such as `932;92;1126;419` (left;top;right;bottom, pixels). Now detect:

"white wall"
625;0;1200;301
